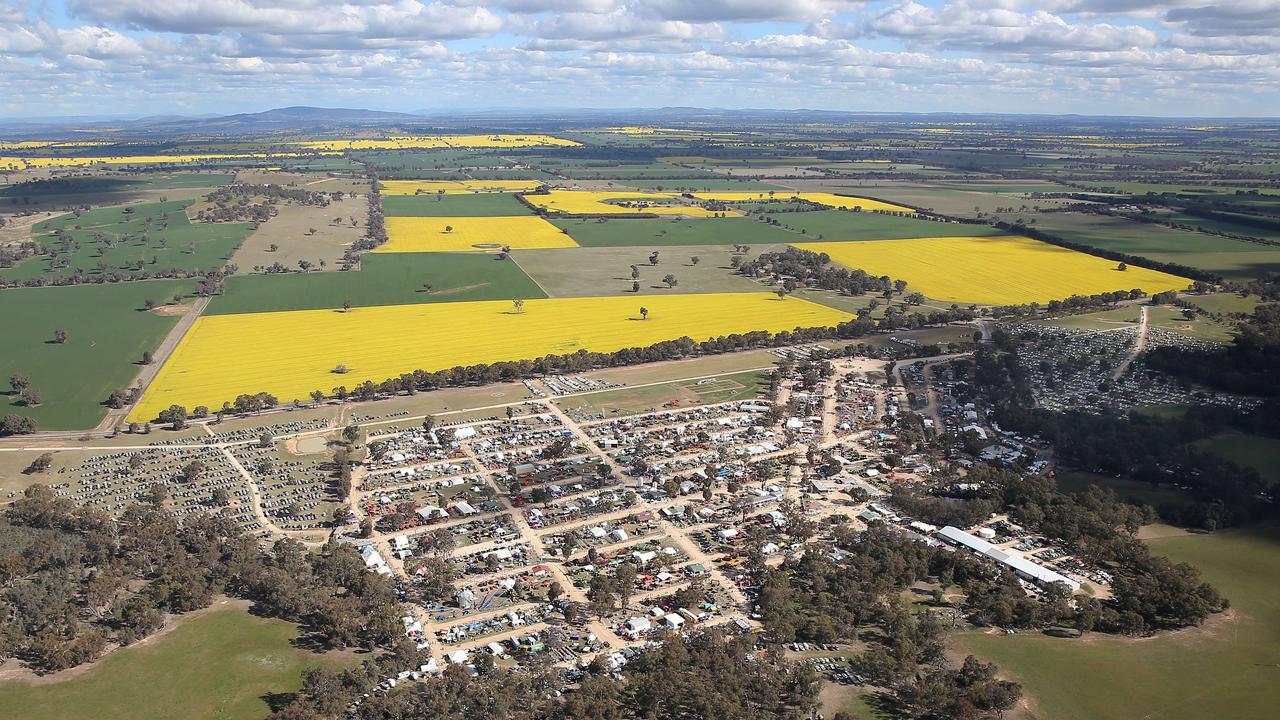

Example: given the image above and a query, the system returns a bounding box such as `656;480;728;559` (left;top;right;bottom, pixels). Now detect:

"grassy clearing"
621;179;789;191
1030;306;1142;332
959;528;1280;720
0;280;192;429
556;370;766;418
1055;470;1196;516
131;293;851;421
0;173;232;211
1031;213;1280;281
208;252;547;315
1184;292;1263;315
2;199;251;282
381;193;532;217
1146;305;1235;342
0;604;342;720
797;236;1190;305
1192;432;1280;485
511;243;784;298
551;217;797;247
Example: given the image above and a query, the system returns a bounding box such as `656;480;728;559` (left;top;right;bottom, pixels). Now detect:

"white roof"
938;526;1079;591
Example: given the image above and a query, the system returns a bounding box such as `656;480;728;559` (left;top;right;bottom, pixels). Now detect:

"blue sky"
1;1;1277;118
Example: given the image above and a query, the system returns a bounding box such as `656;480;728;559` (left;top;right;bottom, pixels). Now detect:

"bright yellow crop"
524;190;739;217
380;216;578;252
293;134;579;150
129;293;850;421
795;236;1190;305
694;192;914;213
379;179;545;195
0;152;337;169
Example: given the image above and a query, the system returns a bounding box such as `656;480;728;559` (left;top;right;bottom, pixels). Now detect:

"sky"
0;0;1278;119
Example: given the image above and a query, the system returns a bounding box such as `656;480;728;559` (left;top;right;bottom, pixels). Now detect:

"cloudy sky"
1;0;1277;119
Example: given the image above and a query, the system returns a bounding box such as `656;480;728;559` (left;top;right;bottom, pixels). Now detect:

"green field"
1184;292;1264;316
0;173;232;212
3;199;252;282
1032;213;1280;281
1146;305;1235;342
754;209;1011;241
208;252;546;314
1;280;192;429
555;370;766;418
1031;306;1141;332
553;217;798;247
1055;470;1196;517
960;527;1280;720
1193;432;1280;485
0;605;338;720
381;193;533;217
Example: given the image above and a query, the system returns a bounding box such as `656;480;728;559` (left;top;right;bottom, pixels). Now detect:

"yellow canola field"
693;191;914;213
0;152;337;169
525;190;739;217
129;293;851;421
294;134;579;150
794;236;1190;306
380;216;578;252
379;179;545;195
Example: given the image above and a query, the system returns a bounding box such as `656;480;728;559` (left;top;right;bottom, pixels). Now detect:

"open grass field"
208;252;546;315
1;280;192;429
381;193;532;217
758;209;1011;242
524;190;736;217
1192;432;1280;485
0;173;232;211
555;370;767;418
379;179;544;195
796;236;1191;305
550;216;797;247
692;191;915;213
1031;212;1280;281
130;292;851;421
511;243;784;297
2;199;252;282
0;604;342;720
1031;306;1141;332
1055;470;1196;517
381;216;577;252
1146;305;1235;342
811;182;1082;217
1184;292;1264;316
959;527;1280;720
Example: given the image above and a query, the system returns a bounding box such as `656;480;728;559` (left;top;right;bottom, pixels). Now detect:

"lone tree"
662;274;678;288
649;251;660;265
52;329;68;344
444;225;454;233
632;281;640;292
690;255;700;266
513;298;525;314
630;265;640;280
639;306;649;320
342;299;352;312
9;372;29;393
1117;262;1128;271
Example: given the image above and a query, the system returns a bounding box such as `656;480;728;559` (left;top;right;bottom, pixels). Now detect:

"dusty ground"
229;193;370;271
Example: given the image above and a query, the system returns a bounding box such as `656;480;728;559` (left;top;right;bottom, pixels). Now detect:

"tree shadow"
260;691;296;713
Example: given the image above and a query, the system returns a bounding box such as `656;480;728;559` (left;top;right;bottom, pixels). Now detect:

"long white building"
938;526;1080;592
